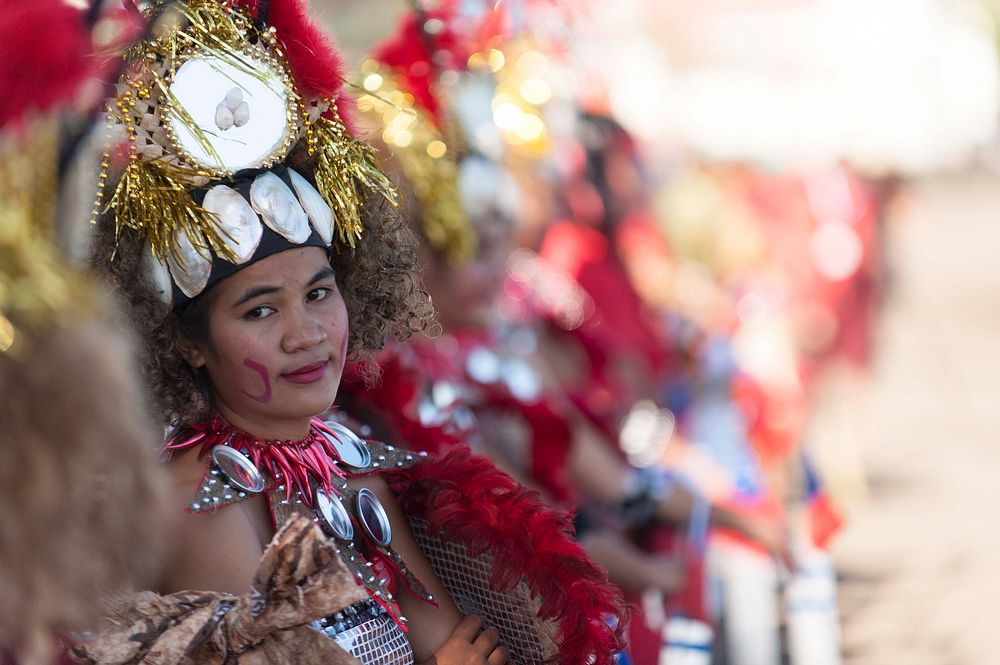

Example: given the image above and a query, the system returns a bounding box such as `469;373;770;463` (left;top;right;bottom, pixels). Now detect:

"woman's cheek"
240;357;273;403
338;331;349;366
219;325;276;405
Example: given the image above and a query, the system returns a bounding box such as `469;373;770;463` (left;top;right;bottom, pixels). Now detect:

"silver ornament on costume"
288;168;334;245
501;358;541;403
356;487;392;547
210;445;266;492
166;227;212;298
320;420;373;470
466;346;501;384
144;242;173;306
315;486;355;541
418;399;447;427
250;171;311;243
431;381;461;409
201;184;264;264
618;400;676;469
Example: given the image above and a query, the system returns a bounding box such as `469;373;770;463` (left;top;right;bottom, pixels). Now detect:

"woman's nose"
282;306;327;353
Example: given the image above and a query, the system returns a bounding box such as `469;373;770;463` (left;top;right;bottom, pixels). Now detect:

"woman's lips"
281;360;329;384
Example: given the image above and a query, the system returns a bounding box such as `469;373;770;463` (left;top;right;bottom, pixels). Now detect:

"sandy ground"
810;170;1000;665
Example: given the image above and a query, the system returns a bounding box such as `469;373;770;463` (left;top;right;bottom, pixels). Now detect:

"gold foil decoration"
356;64;476;265
308;107;400;249
489;40;553;160
0;120;92;356
105;157;237;264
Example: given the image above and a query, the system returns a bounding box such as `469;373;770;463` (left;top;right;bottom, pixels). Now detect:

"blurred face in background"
424;210;515;332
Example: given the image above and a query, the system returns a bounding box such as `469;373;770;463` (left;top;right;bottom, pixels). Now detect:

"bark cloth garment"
70;515;366;665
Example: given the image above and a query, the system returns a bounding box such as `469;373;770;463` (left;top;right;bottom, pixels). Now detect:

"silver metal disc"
321;421;373;469
314;487;354;541
501;358;541;402
357;487;392;547
465;346;501;384
210;445;265;492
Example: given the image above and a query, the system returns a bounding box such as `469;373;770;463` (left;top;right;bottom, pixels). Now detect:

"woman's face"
181;246;349;436
424;213;513;331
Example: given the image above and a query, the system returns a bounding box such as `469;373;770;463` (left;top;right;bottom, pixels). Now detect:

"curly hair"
90;183;434;427
0;306;165;647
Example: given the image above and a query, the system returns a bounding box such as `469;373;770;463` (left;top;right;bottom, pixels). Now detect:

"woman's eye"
307;287;331;302
244;305;274;320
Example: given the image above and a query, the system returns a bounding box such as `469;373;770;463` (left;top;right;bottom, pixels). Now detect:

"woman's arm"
580;528;686;596
350;475;507;665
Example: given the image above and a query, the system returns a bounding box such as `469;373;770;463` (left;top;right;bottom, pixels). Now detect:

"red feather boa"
387;446;628;665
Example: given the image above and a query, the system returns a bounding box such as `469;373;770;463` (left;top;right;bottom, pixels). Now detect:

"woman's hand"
421;615;509;665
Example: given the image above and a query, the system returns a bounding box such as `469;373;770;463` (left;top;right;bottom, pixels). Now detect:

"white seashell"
143;243;173;306
288;168;334;245
201;185;263;264
249;171;310;244
233;101;250;127
215;103;234;131
225;87;244;109
166;228;212;298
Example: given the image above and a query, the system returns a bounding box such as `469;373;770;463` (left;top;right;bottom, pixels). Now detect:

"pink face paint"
241;358;272;403
338;330;349;365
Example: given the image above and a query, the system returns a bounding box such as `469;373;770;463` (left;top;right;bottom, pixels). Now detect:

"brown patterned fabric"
71;517;367;665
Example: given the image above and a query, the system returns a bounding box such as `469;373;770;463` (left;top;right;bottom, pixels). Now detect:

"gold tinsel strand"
0;120;92;355
310;110;400;248
106;158;236;264
356;66;476;265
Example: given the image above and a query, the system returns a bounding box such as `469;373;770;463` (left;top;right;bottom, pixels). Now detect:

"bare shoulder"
164;447;212;504
157;448;265;595
346;473;391;495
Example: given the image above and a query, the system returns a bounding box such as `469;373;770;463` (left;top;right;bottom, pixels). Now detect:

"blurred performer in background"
534;111;797;665
340;8;791;664
344;4;689;606
0;2;165;664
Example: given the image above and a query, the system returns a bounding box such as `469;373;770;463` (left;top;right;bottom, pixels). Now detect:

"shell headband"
98;0;399;306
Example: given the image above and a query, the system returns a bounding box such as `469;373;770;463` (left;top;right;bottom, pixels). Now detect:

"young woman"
82;2;621;664
94;221;513;664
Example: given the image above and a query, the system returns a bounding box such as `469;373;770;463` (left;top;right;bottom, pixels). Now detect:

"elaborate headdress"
356;4;515;265
0;2;168;651
0;0;112;353
98;0;399;307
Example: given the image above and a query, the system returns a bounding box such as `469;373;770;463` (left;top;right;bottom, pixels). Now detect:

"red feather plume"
387;446;628;665
372;4;508;127
234;0;354;125
0;0;95;128
372;9;457;126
